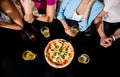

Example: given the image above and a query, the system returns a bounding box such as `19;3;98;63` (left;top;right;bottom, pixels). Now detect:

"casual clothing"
34;0;57;11
71;12;84;21
103;21;120;37
57;0;103;31
102;0;120;37
103;0;120;23
23;0;58;40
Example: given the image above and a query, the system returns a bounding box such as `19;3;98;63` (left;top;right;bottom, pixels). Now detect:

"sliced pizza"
44;39;74;68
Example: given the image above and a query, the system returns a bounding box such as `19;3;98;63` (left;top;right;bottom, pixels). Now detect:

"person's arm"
60;19;70;30
0;21;23;30
0;0;23;30
82;0;95;21
94;10;112;48
20;0;57;23
94;0;115;38
57;0;70;20
59;19;72;36
37;4;57;23
94;10;107;38
20;0;35;23
111;28;120;41
57;0;72;36
57;0;71;29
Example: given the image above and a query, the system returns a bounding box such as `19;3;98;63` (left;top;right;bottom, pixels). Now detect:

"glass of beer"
78;54;90;64
71;25;79;37
40;26;50;38
22;50;37;61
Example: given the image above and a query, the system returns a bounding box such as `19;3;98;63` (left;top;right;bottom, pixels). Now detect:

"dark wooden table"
0;19;119;77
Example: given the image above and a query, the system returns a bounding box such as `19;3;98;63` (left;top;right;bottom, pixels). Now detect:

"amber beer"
40;26;50;38
22;50;37;61
78;54;90;64
71;26;79;37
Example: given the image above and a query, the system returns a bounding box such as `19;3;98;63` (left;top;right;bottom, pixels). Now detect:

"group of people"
0;0;120;48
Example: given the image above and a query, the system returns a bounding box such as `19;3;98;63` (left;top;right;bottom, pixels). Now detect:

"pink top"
34;0;57;10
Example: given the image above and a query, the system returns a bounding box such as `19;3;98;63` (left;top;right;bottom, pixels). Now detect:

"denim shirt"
57;0;104;31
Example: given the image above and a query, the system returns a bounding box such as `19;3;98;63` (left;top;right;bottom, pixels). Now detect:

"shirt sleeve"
103;0;114;12
57;0;70;20
47;0;57;5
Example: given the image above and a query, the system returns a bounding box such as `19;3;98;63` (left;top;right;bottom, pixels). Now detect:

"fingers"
65;29;72;36
100;38;112;48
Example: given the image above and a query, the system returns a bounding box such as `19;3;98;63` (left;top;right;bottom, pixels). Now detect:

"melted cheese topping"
46;39;73;65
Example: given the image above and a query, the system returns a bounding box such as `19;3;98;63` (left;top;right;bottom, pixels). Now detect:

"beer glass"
78;54;90;64
71;25;79;37
22;50;37;61
40;26;50;38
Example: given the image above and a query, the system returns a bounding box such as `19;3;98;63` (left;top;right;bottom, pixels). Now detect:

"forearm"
0;0;23;28
24;14;35;23
36;14;51;23
0;22;23;30
94;10;108;38
60;19;69;30
112;28;120;40
82;0;95;21
97;21;106;38
37;4;56;23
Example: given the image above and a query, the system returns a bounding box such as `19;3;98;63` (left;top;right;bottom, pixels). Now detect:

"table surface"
0;20;120;77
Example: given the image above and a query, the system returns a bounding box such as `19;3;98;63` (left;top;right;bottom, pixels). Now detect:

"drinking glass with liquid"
40;26;50;38
78;54;90;64
22;50;37;61
71;25;79;37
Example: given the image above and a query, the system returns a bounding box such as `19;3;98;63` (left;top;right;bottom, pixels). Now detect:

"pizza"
44;39;74;68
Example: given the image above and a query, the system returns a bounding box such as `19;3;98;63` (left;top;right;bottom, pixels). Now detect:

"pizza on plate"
44;39;74;68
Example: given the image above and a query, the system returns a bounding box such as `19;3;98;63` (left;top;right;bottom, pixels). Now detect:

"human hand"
37;14;48;22
64;26;72;37
100;36;113;48
20;0;35;23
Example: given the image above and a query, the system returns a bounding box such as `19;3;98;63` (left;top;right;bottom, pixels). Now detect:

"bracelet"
111;35;116;41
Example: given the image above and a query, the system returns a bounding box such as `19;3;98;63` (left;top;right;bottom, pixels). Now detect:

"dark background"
0;20;119;77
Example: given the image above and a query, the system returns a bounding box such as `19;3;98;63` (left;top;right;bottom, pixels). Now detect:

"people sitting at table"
94;0;120;48
57;0;104;37
0;0;23;30
20;0;57;23
19;0;67;41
